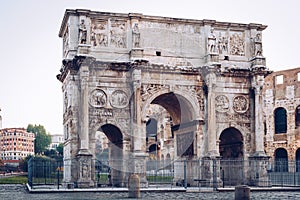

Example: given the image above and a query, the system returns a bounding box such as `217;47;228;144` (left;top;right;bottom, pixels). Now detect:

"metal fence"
27;158;300;189
28;157;63;189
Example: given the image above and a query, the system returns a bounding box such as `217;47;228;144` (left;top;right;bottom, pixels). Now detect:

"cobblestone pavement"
1;185;300;200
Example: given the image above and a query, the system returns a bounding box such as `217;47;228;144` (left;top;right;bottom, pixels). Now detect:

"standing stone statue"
254;33;263;56
79;19;87;44
207;28;217;53
132;23;140;48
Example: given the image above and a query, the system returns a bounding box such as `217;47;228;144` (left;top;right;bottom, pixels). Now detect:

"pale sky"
0;0;299;134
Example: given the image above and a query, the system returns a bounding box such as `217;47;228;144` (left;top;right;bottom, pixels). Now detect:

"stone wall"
263;67;300;161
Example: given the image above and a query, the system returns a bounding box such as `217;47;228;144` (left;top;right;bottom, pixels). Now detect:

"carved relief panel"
90;19;108;47
89;87;130;133
233;95;249;113
215;95;229;112
89;89;107;107
110;20;127;48
110;90;129;108
215;94;251;130
208;29;245;56
90;19;127;48
229;32;245;56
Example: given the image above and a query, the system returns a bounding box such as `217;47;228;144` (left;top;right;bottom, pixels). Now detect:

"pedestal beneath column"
250;56;266;67
130;152;148;188
201;156;222;187
248;155;270;187
76;154;94;188
205;53;220;64
130;48;144;60
78;44;91;55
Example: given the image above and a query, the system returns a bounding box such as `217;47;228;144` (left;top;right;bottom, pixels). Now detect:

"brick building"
264;67;300;163
0;128;35;166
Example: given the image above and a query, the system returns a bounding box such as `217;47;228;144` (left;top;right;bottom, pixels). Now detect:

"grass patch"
147;175;173;183
0;175;28;184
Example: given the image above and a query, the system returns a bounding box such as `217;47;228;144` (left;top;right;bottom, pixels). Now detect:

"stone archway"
219;127;244;159
57;9;270;188
98;124;125;187
219;127;244;186
144;91;200;185
149;92;197;158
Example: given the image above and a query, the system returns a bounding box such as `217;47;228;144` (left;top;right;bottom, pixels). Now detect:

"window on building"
274;107;287;134
296;106;300;127
275;75;284;85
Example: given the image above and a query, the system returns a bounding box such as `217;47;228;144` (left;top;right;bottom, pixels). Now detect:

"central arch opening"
145;92;198;176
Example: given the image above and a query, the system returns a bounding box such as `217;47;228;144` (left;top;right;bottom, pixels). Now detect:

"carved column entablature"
132;68;142;90
201;66;220;92
251;74;266;94
57;56;96;82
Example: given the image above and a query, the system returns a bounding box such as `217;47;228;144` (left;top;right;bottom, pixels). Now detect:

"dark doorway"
296;149;300;172
274;148;288;172
219;127;244;186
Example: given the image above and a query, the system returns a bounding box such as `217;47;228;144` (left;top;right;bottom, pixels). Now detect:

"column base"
130;152;148;188
248;155;270;187
76;154;94;188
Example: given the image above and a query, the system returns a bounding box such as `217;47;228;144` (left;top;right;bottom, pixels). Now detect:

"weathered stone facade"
263;67;300;162
57;9;271;187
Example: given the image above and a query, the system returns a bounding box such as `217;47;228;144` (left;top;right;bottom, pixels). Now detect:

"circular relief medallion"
90;89;107;107
233;95;248;113
215;95;229;112
111;90;128;108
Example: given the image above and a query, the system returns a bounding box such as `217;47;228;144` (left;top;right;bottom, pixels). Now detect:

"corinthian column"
252;75;266;156
253;86;265;155
78;65;90;154
206;72;218;157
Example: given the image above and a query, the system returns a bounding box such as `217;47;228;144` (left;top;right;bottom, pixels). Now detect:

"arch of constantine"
57;9;270;187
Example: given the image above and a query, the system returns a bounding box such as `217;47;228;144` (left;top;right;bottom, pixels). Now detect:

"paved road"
1;185;300;199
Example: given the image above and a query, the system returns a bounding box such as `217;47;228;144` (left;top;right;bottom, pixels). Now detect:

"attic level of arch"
59;9;267;38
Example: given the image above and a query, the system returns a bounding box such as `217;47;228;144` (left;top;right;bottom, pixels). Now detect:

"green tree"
56;143;64;156
27;124;51;155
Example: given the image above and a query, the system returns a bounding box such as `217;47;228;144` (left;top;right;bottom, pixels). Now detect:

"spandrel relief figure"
79;19;87;44
132;23;140;48
207;28;216;53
